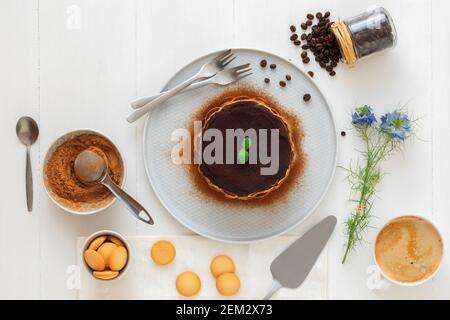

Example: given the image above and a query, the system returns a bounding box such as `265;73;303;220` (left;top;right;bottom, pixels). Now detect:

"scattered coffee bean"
290;25;296;32
307;71;314;77
269;63;277;69
303;94;311;102
285;74;291;81
341;131;346;137
288;10;341;77
260;59;267;68
264;78;270;84
279;80;286;87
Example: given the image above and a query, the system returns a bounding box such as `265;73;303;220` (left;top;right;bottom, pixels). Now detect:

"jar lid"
331;19;358;66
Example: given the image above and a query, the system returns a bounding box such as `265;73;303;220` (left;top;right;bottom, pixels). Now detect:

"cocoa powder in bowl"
44;132;124;211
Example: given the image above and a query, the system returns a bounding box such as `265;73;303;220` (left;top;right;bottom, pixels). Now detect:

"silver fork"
130;63;252;109
127;49;235;123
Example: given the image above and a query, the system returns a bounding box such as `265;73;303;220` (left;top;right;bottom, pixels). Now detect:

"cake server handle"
262;280;282;300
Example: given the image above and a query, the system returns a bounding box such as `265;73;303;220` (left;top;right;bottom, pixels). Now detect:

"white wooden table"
1;0;449;299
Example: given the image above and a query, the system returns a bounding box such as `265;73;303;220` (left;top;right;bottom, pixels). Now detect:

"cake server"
263;215;337;300
16;116;39;212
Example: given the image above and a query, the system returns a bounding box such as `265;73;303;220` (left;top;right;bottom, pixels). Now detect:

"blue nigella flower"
352;106;377;127
380;111;412;140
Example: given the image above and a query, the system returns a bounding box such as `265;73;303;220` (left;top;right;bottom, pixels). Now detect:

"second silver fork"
127;49;235;123
130;63;252;109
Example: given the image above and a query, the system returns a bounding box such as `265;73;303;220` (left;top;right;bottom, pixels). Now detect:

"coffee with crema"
375;216;443;284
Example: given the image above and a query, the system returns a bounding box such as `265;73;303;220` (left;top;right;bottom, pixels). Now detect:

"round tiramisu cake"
197;96;295;200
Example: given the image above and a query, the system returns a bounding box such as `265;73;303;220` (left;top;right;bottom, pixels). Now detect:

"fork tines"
215;49;236;68
234;63;252;78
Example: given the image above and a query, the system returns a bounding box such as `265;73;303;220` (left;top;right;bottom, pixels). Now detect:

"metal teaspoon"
16;116;39;212
74;149;154;225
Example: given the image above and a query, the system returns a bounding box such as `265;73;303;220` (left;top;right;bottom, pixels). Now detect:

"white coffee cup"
373;214;444;287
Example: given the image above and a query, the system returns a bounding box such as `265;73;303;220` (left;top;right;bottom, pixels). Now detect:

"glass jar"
331;7;397;66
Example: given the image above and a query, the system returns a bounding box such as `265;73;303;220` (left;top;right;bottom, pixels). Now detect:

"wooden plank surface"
37;0;138;298
0;0;41;299
0;0;448;299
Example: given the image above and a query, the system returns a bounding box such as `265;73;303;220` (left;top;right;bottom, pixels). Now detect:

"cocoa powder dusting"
187;86;306;207
45;133;123;208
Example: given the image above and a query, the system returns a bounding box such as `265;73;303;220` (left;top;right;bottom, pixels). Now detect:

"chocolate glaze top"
199;99;293;198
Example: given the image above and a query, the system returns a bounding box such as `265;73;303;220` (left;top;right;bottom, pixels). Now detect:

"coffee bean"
289;10;342;77
285;74;292;81
260;59;267;68
294;40;301;46
329;70;336;76
307;71;314;77
290;33;298;41
303;94;311;102
290;25;296;32
269;63;277;69
279;80;286;87
264;78;270;84
341;131;346;137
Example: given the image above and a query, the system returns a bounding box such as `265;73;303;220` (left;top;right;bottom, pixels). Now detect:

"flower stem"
342;138;390;264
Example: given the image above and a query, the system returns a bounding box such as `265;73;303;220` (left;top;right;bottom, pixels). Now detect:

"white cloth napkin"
77;235;328;299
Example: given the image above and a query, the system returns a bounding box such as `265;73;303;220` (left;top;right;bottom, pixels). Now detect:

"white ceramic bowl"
82;230;131;282
374;214;444;287
43;128;126;215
